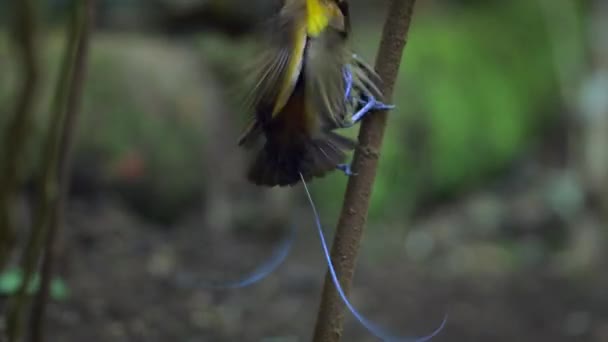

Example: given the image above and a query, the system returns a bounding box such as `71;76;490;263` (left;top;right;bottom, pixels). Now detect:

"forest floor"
37;193;608;342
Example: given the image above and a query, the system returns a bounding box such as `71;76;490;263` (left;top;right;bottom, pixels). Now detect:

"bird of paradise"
238;0;389;186
208;1;446;340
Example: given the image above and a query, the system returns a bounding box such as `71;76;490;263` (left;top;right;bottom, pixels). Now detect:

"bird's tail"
248;131;354;187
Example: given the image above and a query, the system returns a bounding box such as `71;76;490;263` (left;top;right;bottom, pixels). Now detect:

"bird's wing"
239;8;308;144
304;28;350;129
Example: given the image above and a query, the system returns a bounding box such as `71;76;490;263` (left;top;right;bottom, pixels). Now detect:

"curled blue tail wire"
299;173;446;341
198;224;295;289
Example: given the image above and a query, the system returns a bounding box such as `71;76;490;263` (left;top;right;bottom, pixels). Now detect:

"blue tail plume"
299;173;447;341
197;224;295;289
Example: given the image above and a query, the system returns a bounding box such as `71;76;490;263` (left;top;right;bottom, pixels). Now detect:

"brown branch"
5;1;93;340
29;1;95;341
0;0;40;270
312;0;419;341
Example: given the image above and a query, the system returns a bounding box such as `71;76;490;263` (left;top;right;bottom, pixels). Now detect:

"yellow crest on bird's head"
306;0;344;37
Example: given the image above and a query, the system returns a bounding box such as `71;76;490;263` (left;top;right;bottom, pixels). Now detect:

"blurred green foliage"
1;34;207;222
314;1;559;222
0;1;564;225
78;37;207;221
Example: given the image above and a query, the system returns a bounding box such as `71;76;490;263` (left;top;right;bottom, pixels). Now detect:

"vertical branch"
0;0;39;270
29;1;95;341
5;1;92;340
312;0;418;341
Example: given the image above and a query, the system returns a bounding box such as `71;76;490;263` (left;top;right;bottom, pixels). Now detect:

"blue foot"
343;68;353;101
341;66;395;127
351;97;376;123
337;163;356;176
372;101;395;111
351;95;395;123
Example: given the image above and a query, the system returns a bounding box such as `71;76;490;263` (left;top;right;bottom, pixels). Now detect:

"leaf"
50;278;70;300
0;268;69;301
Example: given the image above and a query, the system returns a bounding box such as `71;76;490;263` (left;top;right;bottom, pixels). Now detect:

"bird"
238;0;390;187
222;3;448;340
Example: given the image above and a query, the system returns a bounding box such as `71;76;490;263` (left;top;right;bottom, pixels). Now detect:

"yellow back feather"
306;0;332;36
